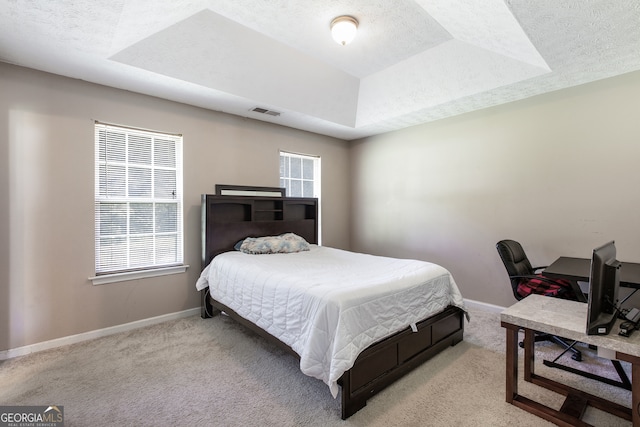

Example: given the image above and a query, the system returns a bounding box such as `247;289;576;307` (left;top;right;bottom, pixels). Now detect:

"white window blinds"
94;122;183;275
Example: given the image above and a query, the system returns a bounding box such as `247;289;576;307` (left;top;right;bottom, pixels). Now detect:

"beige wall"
4;61;640;352
0;63;350;352
350;70;640;309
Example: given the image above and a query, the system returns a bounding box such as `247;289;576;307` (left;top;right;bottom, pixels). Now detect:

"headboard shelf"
201;194;318;268
283;200;317;220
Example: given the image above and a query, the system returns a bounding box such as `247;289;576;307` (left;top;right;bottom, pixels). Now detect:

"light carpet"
0;309;633;426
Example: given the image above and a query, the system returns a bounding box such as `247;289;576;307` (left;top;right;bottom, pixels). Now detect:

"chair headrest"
496;239;534;277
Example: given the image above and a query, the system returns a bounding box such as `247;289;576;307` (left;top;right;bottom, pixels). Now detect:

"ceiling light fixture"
331;16;358;46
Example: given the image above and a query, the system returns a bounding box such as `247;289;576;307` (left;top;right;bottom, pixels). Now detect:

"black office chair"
496;239;583;360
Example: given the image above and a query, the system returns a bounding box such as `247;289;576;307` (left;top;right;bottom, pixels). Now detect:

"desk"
544;257;640;289
501;294;640;426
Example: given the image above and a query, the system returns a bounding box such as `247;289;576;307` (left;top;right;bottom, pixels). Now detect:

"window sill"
89;265;189;285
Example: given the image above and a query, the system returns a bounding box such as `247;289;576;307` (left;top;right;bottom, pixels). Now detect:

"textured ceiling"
1;0;639;140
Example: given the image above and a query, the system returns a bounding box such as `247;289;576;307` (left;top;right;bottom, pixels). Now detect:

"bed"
197;187;466;419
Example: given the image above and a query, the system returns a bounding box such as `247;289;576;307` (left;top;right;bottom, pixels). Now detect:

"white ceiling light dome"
331;16;358;46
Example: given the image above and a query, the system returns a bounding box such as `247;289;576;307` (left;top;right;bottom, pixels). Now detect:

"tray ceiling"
1;0;639;140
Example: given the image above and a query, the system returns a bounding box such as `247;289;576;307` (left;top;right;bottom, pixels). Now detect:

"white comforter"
195;245;466;397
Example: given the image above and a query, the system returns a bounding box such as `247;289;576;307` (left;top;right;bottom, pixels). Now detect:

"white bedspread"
195;245;466;397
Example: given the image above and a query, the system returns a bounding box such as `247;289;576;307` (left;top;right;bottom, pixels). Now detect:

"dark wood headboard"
201;193;318;269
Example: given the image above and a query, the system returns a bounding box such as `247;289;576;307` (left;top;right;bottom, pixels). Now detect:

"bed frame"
200;187;465;419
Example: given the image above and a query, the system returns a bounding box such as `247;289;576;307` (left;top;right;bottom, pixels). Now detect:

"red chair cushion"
516;275;576;300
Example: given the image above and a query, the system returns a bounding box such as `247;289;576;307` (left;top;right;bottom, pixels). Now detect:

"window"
280;151;321;244
92;122;185;284
279;151;321;198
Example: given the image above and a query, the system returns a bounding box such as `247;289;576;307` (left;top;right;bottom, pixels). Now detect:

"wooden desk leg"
503;322;520;403
617;352;640;427
523;328;535;382
633;362;640;427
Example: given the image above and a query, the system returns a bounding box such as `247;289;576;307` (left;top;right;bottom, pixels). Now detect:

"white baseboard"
1;301;504;360
464;298;506;313
0;307;200;361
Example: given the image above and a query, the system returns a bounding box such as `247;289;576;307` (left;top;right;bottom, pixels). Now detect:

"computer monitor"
586;241;622;335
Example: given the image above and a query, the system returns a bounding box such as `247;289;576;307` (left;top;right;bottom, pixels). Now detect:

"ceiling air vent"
251;107;281;117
